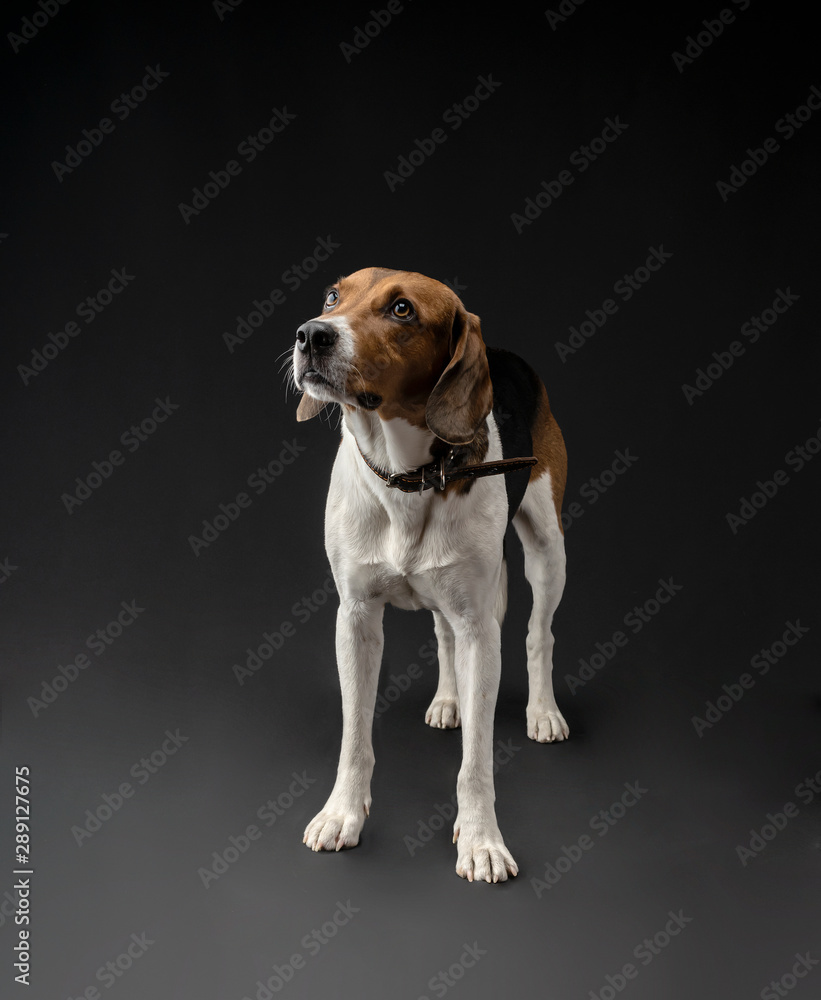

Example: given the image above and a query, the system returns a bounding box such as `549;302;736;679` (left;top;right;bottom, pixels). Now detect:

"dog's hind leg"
425;554;507;730
425;611;460;729
513;473;569;743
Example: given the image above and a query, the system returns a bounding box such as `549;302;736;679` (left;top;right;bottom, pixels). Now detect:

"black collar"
355;440;537;493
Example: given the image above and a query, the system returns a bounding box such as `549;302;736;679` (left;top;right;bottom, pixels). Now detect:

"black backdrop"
1;3;819;999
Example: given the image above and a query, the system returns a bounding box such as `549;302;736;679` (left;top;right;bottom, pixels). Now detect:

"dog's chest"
340;502;463;610
327;476;504;611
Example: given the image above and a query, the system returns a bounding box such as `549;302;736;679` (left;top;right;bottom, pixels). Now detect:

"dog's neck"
343;408;436;475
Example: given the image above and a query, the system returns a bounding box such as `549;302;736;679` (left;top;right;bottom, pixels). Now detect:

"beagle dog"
292;267;568;883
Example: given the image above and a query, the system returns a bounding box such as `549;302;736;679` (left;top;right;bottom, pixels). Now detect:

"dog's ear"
425;304;492;445
296;393;328;421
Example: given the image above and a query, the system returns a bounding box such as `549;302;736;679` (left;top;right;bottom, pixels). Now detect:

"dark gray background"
1;2;819;998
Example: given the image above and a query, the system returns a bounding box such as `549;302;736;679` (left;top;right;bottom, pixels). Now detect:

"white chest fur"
323;413;506;609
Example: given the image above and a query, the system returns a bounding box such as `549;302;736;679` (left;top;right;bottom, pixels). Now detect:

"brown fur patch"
315;268;560;507
424;308;493;446
529;382;567;530
328;268;457;429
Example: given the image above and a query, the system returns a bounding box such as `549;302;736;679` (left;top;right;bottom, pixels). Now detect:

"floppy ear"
296;393;328;421
425;305;492;445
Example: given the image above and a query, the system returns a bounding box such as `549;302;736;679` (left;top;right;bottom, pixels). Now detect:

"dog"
291;267;568;883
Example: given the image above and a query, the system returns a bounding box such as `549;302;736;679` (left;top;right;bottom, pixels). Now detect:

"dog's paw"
527;707;569;743
453;824;518;883
303;804;367;852
425;696;461;729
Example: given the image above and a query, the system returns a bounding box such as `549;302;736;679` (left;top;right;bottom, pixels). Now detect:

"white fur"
302;397;569;883
293;314;357;406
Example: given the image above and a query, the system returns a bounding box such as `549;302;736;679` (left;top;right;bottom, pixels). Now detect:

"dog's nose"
296;320;337;354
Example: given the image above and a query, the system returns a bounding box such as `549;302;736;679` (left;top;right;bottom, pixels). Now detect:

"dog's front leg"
303;597;384;851
450;614;518;883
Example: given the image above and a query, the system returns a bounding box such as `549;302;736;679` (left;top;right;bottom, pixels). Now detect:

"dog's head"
292;267;492;446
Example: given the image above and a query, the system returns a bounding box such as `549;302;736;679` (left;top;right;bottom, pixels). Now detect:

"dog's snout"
296;320;337;354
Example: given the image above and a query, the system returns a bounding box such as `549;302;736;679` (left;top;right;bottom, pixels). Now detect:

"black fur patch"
486;346;541;522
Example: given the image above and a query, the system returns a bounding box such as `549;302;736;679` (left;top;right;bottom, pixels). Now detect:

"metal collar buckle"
377;447;460;493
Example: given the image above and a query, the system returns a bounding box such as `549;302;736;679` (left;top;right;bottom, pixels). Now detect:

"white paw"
527;707;569;743
303;802;368;852
453;823;518;883
425;696;461;729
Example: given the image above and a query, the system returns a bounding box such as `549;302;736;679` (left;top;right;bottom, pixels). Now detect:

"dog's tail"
494;557;508;628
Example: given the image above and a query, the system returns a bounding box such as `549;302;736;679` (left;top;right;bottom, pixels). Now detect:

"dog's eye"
324;289;339;309
391;299;413;319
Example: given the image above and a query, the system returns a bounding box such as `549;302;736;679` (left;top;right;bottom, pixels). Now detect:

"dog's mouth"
301;368;332;387
295;357;338;393
297;363;382;411
295;365;349;409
